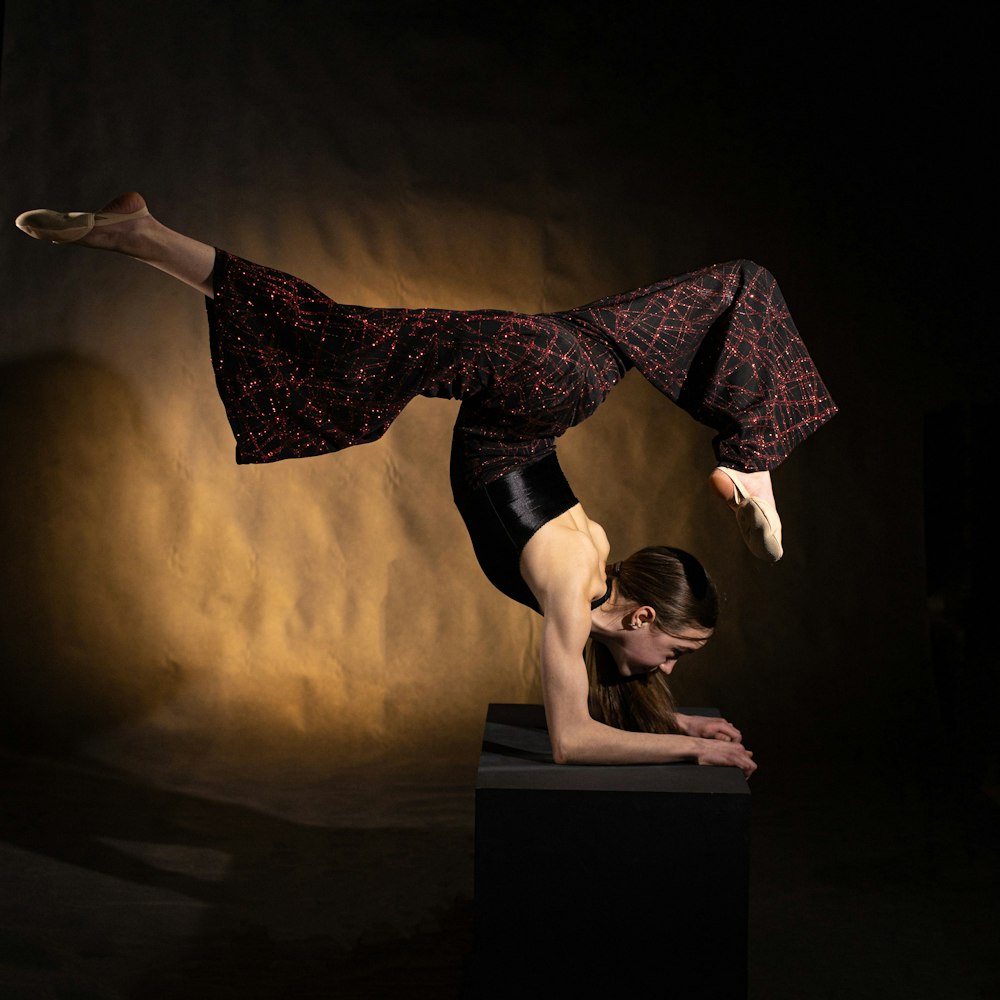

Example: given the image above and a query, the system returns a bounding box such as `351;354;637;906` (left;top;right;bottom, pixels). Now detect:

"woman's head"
600;545;718;677
611;544;719;636
587;546;718;734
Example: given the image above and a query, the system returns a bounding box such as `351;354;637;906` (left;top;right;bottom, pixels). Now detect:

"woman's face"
613;625;713;678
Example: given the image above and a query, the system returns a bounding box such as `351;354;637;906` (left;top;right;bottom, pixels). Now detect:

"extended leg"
15;192;216;298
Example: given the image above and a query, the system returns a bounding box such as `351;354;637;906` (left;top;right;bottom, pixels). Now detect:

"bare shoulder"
520;504;610;611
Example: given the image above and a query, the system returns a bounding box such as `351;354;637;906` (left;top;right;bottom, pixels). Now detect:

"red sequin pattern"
207;253;836;490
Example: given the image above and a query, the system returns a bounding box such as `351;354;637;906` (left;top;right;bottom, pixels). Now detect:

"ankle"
711;467;776;509
83;212;158;256
710;468;737;504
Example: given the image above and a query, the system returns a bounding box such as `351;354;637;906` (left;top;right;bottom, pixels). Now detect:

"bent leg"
567;260;837;473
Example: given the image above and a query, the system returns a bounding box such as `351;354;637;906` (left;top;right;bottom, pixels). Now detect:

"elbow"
545;700;601;764
550;729;587;765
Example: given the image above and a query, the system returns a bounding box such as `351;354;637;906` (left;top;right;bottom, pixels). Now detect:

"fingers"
719;720;742;741
725;743;756;778
708;719;742;742
695;738;757;777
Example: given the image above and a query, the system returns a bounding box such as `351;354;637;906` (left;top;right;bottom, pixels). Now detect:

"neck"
589;580;623;640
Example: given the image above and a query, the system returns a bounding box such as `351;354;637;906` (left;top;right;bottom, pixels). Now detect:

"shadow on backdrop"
0;353;188;752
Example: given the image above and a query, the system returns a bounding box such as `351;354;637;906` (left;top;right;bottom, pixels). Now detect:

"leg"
16;192;216;298
567;260;836;561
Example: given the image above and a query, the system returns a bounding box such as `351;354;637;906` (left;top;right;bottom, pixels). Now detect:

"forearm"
549;714;756;776
549;715;701;765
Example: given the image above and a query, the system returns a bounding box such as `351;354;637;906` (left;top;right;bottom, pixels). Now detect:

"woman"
15;194;837;777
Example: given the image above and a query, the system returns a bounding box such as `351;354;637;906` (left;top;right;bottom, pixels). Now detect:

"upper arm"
539;575;593;704
520;528;600;754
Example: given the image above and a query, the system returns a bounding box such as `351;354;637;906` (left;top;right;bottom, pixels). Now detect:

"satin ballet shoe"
714;466;783;562
14;205;150;244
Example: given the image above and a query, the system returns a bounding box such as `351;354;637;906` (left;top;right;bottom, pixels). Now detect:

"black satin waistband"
483;452;578;551
451;452;580;613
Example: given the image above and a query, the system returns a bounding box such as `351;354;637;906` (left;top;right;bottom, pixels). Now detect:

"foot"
15;191;155;252
73;191;154;252
709;467;776;512
17;193;216;297
710;467;783;562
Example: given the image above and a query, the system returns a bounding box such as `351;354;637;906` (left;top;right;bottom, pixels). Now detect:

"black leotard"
450;448;610;613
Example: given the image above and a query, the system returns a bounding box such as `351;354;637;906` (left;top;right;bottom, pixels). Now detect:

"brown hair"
586;546;718;734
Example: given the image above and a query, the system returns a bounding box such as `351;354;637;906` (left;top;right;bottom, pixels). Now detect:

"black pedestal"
469;704;750;998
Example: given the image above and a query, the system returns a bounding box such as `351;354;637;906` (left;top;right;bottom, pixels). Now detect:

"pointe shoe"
715;467;783;562
14;205;150;244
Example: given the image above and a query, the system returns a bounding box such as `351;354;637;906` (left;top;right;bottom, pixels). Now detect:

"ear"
626;606;657;629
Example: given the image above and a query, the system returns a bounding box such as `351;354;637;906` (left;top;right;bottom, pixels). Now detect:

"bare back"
519;503;610;614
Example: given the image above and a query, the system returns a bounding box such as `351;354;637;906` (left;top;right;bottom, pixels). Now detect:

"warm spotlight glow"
2;201;703;783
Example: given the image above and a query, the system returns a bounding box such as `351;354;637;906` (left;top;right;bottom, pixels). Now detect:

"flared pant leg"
564;260;837;472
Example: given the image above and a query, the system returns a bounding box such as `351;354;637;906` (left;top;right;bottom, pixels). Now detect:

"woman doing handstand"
15;194;838;777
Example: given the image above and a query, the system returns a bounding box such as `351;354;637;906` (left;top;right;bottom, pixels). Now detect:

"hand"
693;737;757;779
677;714;742;743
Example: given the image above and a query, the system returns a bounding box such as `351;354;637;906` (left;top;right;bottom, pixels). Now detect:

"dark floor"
1;743;998;1000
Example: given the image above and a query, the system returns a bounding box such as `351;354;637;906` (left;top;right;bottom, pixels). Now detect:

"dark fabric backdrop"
0;0;992;908
1;4;995;998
